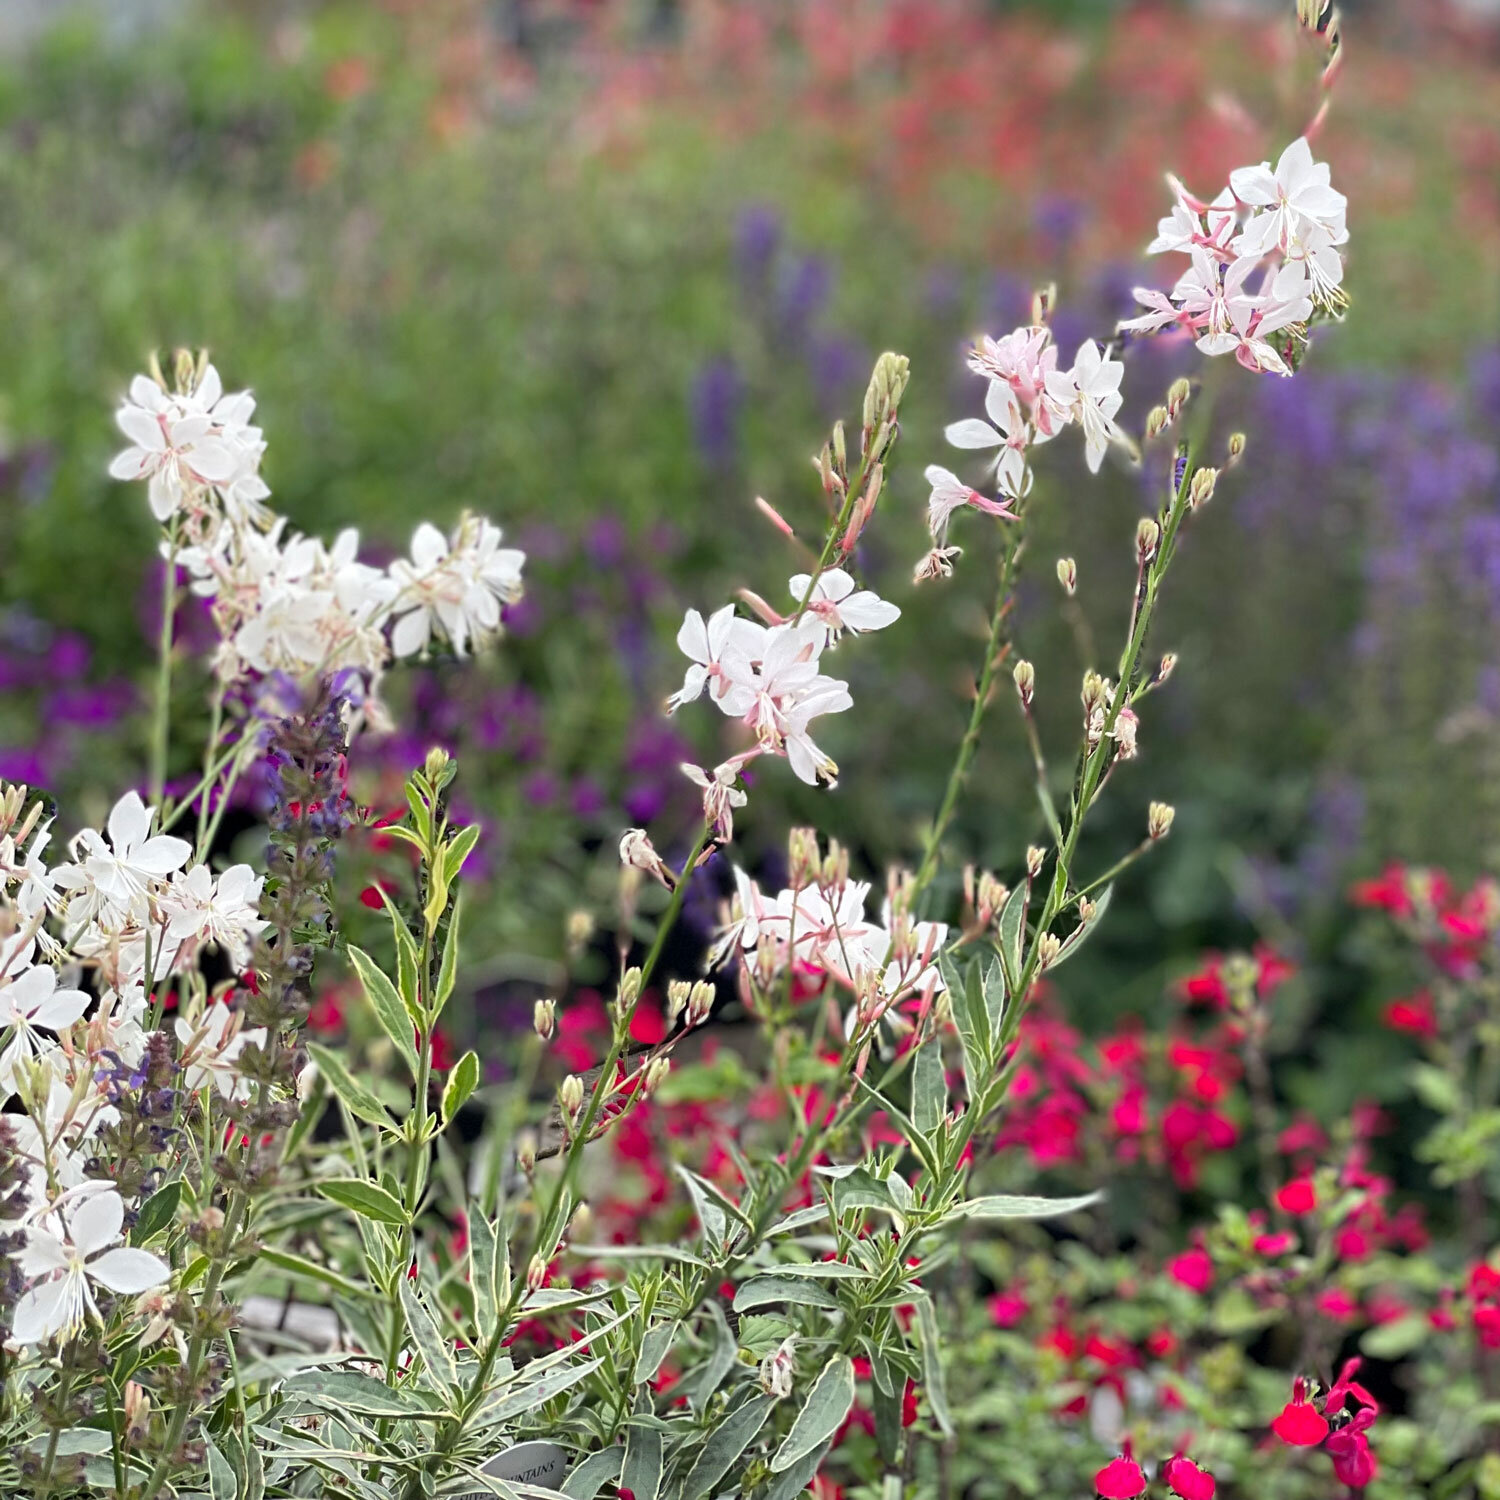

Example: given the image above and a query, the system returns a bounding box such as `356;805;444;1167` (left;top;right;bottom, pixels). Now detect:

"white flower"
0;945;90;1096
740;622;852;787
174;1002;268;1103
163;864;266;972
12;1187;169;1345
667;605;762;715
787;569;900;646
681;762;748;843
966;326;1056;407
1230;137;1347;261
1146;182;1238;257
923;465;1015;541
1042;342;1126;474
944;380;1031;498
388;517;526;659
108;375;243;523
51;792;191;934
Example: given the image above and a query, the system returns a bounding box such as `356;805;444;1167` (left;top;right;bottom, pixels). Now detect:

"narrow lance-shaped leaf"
400;1276;460;1394
952;1190;1103;1222
772;1356;856;1472
317;1178;409;1228
913;1292;953;1437
347;944;418;1076
442;1050;480;1123
305;1043;393;1132
681;1393;774;1500
911;1035;946;1138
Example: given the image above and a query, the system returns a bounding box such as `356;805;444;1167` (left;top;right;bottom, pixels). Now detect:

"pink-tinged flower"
944;379;1031;498
787;568;900;645
1230;137;1348;261
13;1186;170;1345
680;761;747;843
1271;1378;1330;1446
1163;1455;1216;1500
1118;285;1188;336
1094;1442;1147;1499
109;375;242;522
1253;1230;1297;1257
923;465;1016;540
967;325;1057;408
665;605;761;715
988;1289;1028;1328
1147;179;1238;257
1042;341;1125;472
1276;1176;1318;1215
1315;1287;1359;1321
1349;864;1415;917
1167;1245;1214;1293
1474;1305;1500;1350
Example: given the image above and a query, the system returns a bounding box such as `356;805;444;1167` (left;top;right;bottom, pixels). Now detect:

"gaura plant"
0;4;1352;1495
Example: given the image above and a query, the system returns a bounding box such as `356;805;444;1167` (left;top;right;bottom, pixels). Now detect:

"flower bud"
1136;516;1160;564
1145;405;1170;440
831;420;847;473
516;1130;537;1174
533;998;556;1042
1166;377;1191;419
1227;431;1247;467
296;1058;321;1102
1035;932;1063;971
526;1254;548;1293
759;1336;798;1400
1013;659;1035;709
1031;283;1056;326
124;1381;152;1442
1188;466;1219;509
822;839;849;890
1026;845;1045;879
1056;556;1077;595
1148;801;1176;841
1157;652;1177;684
863;352;910;432
617;966;643;1012
569;1202;593;1241
423;745;454;790
560;1073;585;1119
687;980;715;1028
619;828;675;888
1296;0;1324;25
788;826;820;887
1078;895;1097;922
667;979;691;1026
1081;671;1107;714
641;1056;671;1096
565;908;595;953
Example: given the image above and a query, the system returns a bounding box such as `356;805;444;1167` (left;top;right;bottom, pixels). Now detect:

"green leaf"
282;1070;328;1162
939;953;991;1097
205;1434;237;1500
317;1179;409;1228
913;1293;953;1437
1050;884;1113;971
278;1370;444;1419
996;886;1027;1008
634;1318;677;1386
681;1393;773;1500
1361;1313;1430;1360
765;1439;835;1500
131;1180;181;1245
434;892;463;1014
621;1422;663;1500
442;824;481;887
952;1190;1103;1222
680;1300;737;1413
675;1165;730;1250
400;1277;460;1394
469;1208;504;1337
562;1447;622;1499
828;1167;903;1220
772;1355;855;1472
478;1355;602;1423
305;1043;393;1132
442;1050;480;1123
911;1037;946;1138
258;1247;372;1301
733;1276;840;1312
348;945;419;1076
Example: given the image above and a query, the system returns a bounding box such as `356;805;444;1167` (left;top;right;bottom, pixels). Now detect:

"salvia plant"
0;6;1403;1498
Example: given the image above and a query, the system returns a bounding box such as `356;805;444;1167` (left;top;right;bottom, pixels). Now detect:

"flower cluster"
1118;137;1348;376
111;355;525;717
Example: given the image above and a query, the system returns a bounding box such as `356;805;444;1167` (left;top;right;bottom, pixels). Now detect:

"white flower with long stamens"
944;380;1031;499
1043;342;1126;474
12;1187;169;1345
0;944;90;1096
967;326;1056;408
108;375;244;523
787;569;900;646
681;762;748;843
174;1002;268;1103
667;605;761;715
708;866;777;970
162;864;266;973
1230;137;1347;262
1147;181;1238;257
50;792;191;935
740;622;852;787
388;517;526;660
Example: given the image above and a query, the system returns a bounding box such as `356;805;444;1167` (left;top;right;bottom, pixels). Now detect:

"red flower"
988;1290;1028;1328
1474;1305;1500;1349
1326;1409;1378;1488
1350;864;1414;917
1094;1442;1147;1499
1276;1177;1317;1215
1271;1378;1329;1446
1164;1455;1216;1500
1382;990;1438;1039
1167;1246;1214;1293
1253;1231;1297;1257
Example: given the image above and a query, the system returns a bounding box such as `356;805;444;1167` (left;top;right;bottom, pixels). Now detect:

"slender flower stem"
912;529;1024;898
148;537;178;807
